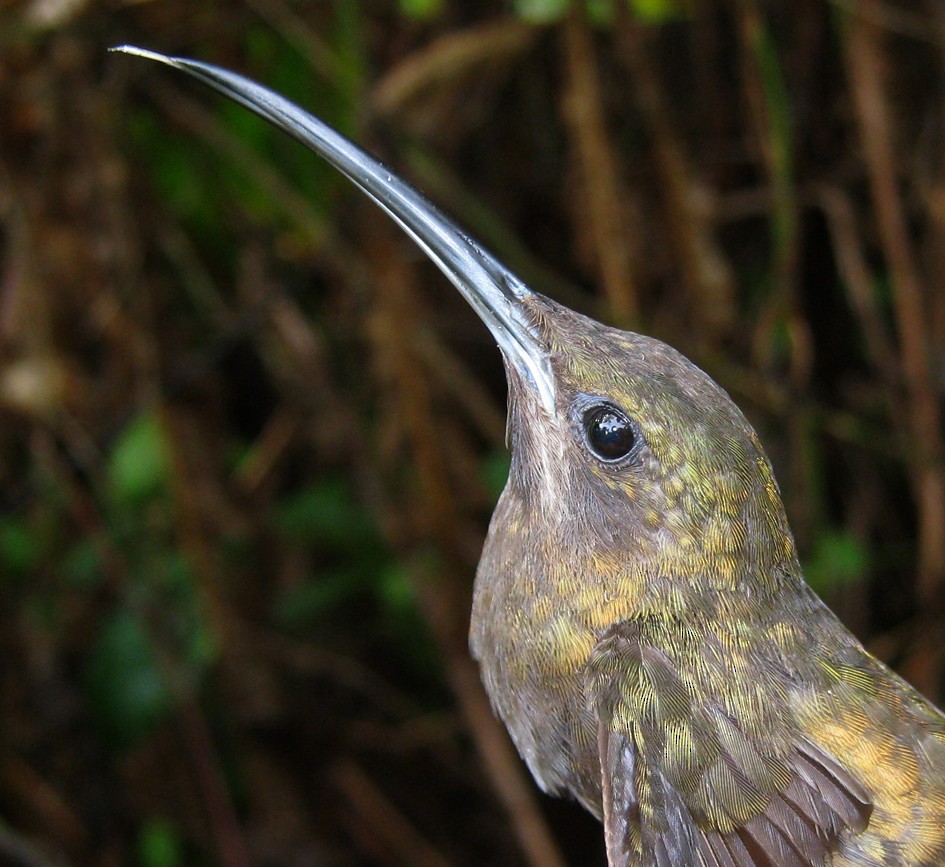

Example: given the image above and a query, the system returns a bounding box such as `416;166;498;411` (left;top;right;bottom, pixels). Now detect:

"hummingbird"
113;46;945;866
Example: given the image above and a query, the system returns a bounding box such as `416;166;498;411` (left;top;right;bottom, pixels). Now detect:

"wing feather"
587;619;873;866
739;814;807;867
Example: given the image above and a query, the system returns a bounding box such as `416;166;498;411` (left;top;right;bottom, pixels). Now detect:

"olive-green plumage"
470;297;945;866
119;48;945;866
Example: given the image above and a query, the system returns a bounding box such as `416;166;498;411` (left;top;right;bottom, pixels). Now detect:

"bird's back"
793;615;945;864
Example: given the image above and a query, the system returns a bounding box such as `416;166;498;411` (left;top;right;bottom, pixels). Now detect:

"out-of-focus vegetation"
1;1;943;865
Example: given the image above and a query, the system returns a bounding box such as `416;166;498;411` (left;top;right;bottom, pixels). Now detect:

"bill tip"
108;45;171;64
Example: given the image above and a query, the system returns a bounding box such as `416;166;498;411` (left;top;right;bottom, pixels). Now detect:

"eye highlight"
583;404;637;462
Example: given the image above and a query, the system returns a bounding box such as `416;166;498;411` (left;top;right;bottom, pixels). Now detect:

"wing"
586;618;872;867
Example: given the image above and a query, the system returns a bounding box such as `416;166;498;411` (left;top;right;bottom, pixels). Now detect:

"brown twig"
843;10;945;692
176;700;253;867
232;406;303;495
241;0;342;83
372;19;535;120
828;0;935;44
816;184;900;386
0;756;87;854
414;329;507;448
923;3;945;371
154;405;252;867
334;762;455;867
735;0;801;344
237;622;418;720
0;826;65;867
399;145;583;307
618;17;736;341
560;6;638;323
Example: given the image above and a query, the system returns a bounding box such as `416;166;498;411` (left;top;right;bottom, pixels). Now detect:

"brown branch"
399;145;583;307
560;6;639;323
334;762;456;867
618;17;736;341
157;408;251;867
372;19;535;120
843;10;945;693
924;3;945;370
0;826;65;867
816;185;900;386
0;757;87;854
735;0;802;346
232;406;303;495
241;0;342;83
177;700;253;867
828;0;936;44
414;329;507;448
236;622;418;720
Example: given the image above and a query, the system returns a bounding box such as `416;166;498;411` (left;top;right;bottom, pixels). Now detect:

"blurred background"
1;0;944;865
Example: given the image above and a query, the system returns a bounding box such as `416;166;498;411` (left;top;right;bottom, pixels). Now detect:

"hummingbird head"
495;289;797;592
113;46;799;594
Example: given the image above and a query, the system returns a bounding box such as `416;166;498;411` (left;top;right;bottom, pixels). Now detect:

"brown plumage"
116;47;945;865
471;303;945;865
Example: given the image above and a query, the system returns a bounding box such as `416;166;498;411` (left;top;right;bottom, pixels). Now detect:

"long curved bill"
111;45;555;414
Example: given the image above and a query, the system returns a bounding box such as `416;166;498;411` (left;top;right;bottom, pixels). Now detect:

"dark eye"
583;405;637;462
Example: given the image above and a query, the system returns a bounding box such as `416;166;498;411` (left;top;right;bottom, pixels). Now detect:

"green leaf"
377;563;416;618
272;568;365;630
513;0;572;24
376;553;439;677
0;517;38;578
274;480;377;549
132;550;219;676
804;531;869;594
628;0;681;23
107;411;169;504
85;610;172;750
137;818;183;867
399;0;444;20
587;0;615;25
481;451;511;500
62;538;104;590
128;111;220;229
